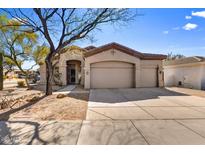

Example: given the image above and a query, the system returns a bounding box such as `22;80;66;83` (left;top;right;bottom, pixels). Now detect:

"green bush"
17;81;25;87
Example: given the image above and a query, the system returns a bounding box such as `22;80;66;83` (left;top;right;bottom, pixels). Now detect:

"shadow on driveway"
89;88;189;103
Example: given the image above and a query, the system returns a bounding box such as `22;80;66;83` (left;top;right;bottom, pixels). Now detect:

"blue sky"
77;8;205;57
4;8;205;69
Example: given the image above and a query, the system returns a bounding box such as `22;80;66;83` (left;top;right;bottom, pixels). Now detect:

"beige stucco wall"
39;48;85;86
84;49;140;89
58;52;84;85
39;47;164;89
39;64;46;84
164;62;205;90
84;49;163;89
202;66;205;90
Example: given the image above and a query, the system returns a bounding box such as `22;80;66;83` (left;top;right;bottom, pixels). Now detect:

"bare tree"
1;8;136;95
167;52;185;60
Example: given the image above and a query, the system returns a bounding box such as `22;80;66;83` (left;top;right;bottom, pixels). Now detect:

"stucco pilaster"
135;65;141;87
158;64;164;87
59;66;67;85
84;65;90;89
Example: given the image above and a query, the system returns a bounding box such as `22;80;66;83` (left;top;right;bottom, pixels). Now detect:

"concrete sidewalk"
1;119;205;144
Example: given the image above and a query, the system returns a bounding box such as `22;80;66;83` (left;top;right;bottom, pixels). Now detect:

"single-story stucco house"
39;42;167;89
163;56;205;90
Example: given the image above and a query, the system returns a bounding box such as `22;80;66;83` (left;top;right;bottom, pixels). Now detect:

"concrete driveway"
79;88;205;144
86;88;205;120
1;87;205;145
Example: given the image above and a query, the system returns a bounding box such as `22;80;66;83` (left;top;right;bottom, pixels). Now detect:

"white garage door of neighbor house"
141;68;157;87
90;61;135;88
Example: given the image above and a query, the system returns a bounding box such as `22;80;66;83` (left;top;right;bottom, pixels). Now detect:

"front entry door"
67;64;76;84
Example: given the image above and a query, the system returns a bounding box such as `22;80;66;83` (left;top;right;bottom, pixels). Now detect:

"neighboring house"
39;42;167;89
4;69;23;79
4;69;37;79
163;56;205;90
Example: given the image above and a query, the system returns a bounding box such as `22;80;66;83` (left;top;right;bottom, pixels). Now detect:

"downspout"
156;65;159;87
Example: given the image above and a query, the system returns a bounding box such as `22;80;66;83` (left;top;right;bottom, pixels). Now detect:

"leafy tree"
0;15;48;89
32;45;49;65
0;8;136;95
3;57;16;76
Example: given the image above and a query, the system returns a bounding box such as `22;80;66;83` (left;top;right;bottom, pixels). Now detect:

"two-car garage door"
90;61;157;88
90;61;135;88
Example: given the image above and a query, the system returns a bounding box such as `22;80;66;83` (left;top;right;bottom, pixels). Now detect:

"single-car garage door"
141;68;157;87
90;61;135;88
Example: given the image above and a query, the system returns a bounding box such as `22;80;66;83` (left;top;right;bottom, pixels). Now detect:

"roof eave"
142;56;167;60
84;42;167;60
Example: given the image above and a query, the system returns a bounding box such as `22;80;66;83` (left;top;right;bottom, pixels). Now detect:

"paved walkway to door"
53;85;76;94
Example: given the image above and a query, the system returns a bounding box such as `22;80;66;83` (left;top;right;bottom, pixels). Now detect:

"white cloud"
172;27;180;30
185;16;192;19
163;30;169;34
182;23;198;30
192;11;205;18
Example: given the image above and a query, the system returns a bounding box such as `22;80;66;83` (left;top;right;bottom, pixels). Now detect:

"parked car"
18;74;26;79
28;74;40;83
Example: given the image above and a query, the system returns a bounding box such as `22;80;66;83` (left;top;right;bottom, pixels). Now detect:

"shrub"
56;94;66;99
17;81;25;87
27;96;40;102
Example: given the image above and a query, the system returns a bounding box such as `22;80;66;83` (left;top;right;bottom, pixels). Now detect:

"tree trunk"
25;73;31;90
0;52;3;90
4;70;10;76
45;55;53;95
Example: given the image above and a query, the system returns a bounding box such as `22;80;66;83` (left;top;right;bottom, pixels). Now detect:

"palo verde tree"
1;8;136;95
0;15;48;89
3;57;16;76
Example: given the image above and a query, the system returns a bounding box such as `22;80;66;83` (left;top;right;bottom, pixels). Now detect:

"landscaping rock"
56;94;67;99
27;96;40;102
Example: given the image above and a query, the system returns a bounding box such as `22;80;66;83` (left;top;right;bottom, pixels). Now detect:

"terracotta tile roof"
84;42;167;60
142;53;168;60
163;56;205;66
84;45;96;50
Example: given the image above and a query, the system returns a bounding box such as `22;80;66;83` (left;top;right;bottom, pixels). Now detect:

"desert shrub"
0;95;12;110
17;81;25;87
56;94;66;99
26;96;40;102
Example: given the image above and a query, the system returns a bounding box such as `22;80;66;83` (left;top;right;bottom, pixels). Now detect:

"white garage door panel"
91;61;134;88
141;68;157;87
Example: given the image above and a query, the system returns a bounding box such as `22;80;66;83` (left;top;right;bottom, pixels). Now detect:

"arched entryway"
66;60;81;85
